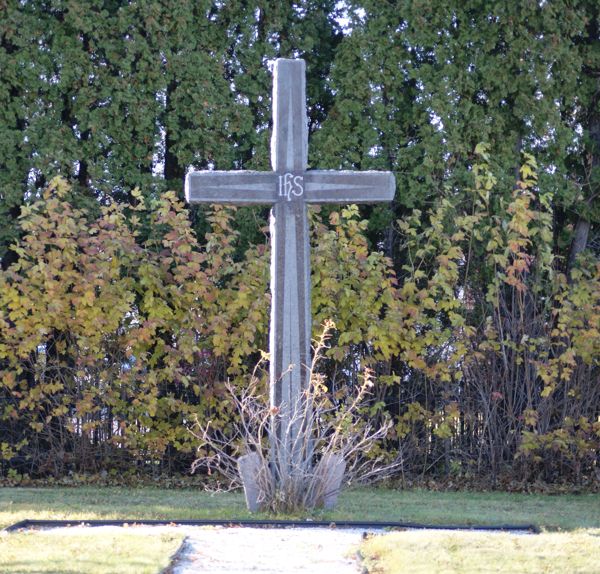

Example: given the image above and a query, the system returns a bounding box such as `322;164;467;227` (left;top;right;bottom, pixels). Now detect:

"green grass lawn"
1;486;598;574
360;529;600;574
329;488;600;531
0;486;251;530
0;529;184;574
1;486;598;530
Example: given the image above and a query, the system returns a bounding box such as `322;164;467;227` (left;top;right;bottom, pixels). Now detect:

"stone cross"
185;59;394;493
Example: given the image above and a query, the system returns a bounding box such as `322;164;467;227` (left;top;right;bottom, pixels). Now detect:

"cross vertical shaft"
269;60;311;472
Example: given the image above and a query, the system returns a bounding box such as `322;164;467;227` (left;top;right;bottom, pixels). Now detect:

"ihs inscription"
278;172;304;201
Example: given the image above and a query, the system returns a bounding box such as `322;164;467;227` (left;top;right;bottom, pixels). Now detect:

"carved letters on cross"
278;172;304;201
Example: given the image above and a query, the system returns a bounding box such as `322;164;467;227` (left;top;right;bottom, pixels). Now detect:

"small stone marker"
186;59;394;506
313;452;346;509
237;452;262;512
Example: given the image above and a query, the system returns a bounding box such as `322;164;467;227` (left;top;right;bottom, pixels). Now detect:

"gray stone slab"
314;453;346;509
185;171;277;204
185;169;395;205
237;452;263;512
269;200;311;466
271;59;307;172
304;170;395;203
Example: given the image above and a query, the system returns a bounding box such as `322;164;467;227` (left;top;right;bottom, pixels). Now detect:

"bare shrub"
190;321;399;512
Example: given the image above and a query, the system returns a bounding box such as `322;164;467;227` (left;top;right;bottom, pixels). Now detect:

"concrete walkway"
170;526;366;573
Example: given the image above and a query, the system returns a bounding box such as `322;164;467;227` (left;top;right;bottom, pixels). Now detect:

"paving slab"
170;526;365;574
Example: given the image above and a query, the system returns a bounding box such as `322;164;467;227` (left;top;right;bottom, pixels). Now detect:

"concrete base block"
314;453;346;509
237;452;263;512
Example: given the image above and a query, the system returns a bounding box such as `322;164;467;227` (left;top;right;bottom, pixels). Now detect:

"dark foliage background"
1;0;598;488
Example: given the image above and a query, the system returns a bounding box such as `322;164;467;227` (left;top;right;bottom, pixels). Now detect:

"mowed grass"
0;528;183;574
360;529;600;574
0;486;251;530
1;486;599;530
336;489;599;574
1;486;598;573
330;488;600;531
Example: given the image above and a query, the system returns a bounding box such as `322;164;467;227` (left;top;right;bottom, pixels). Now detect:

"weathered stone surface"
313;453;346;510
185;59;394;508
185;171;276;205
304;170;396;204
237;452;263;512
271;58;308;172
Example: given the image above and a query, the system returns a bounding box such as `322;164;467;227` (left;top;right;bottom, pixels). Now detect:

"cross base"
236;451;346;512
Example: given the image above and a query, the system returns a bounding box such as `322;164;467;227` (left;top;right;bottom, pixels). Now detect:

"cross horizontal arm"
185;171;277;205
304;170;395;204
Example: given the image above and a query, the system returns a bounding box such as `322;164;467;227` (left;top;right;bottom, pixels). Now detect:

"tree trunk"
567;217;591;273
